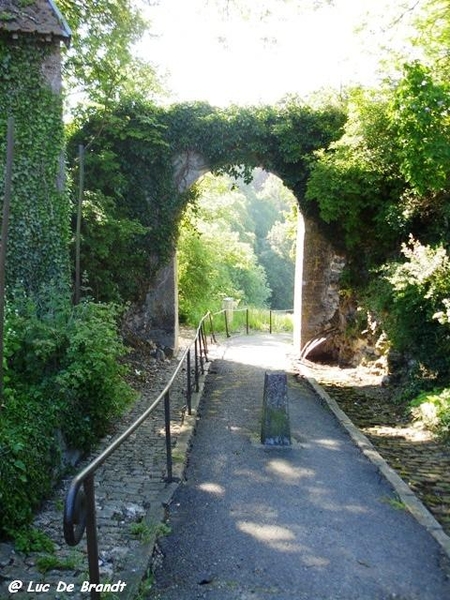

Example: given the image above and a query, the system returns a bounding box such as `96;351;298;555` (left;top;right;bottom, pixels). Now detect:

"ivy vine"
68;98;346;304
0;37;70;299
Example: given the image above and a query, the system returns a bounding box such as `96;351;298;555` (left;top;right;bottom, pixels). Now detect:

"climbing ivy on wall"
0;38;70;297
69;97;346;304
0;38;137;543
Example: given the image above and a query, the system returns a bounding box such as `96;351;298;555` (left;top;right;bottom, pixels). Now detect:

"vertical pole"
0;116;14;405
83;476;101;600
224;310;230;338
269;310;273;334
194;338;199;392
198;328;204;374
201;322;208;361
74;145;84;305
164;391;173;482
246;308;249;335
187;349;192;415
209;312;217;344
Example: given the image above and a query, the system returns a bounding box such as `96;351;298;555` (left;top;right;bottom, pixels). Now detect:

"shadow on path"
150;335;450;600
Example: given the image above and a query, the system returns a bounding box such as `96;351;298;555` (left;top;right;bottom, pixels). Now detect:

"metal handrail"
63;313;211;599
212;306;294;337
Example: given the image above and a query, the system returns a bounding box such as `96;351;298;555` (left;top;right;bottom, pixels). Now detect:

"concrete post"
261;371;291;446
222;297;235;325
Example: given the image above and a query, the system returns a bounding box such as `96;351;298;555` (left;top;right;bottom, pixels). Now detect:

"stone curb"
121;361;211;599
299;366;450;561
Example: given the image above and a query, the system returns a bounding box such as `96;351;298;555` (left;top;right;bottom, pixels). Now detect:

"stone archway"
139;149;344;356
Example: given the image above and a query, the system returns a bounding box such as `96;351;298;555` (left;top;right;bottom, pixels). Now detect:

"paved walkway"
150;334;450;600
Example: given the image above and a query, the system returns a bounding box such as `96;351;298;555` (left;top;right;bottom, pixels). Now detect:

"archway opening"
176;166;303;339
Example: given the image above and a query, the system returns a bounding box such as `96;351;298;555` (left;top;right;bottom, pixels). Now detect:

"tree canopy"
57;0;163;117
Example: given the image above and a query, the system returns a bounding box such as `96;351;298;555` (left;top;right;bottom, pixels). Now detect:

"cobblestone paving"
0;340;194;600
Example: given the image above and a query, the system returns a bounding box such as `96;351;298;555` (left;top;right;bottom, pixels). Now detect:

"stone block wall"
299;217;345;354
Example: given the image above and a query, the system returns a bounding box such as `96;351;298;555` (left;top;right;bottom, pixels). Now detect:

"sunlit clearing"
364;424;433;443
198;482;226;496
266;459;314;483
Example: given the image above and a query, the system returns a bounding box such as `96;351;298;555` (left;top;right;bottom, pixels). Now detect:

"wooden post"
74;144;84;305
0;117;14;405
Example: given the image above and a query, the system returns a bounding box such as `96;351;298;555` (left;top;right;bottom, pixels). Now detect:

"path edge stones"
299;366;450;561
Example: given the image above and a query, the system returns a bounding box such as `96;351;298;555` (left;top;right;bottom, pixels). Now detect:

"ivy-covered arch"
70;98;346;349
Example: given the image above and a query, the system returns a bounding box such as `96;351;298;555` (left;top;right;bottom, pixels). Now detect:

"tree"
305;87;405;262
177;169;297;321
56;0;163;116
177;215;270;324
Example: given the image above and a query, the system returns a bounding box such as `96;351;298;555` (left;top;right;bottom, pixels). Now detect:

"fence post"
201;322;208;360
246;308;249;335
194;338;199;392
269;310;273;334
224;310;230;338
209;312;217;344
164;391;173;482
198;328;204;374
84;475;101;599
187;349;192;415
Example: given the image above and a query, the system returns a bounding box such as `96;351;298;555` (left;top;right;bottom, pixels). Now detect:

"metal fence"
212;307;294;337
63;313;210;599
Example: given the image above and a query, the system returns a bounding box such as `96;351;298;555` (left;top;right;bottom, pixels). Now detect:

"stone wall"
300;217;345;357
129;151;347;358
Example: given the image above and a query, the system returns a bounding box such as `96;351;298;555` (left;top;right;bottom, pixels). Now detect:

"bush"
410;388;450;441
368;237;450;383
0;292;135;539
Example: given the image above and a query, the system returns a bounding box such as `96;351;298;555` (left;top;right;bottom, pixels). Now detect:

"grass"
36;551;83;574
381;495;406;511
209;307;294;336
130;521;171;544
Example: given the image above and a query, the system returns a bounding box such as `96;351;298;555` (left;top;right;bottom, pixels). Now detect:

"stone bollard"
261;371;291;446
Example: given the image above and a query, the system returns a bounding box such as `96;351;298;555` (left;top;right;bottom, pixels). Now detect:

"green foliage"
176;169;297;324
69;98;344;306
410;388;450;440
412;0;450;80
0;291;135;538
36;552;81;574
367;237;450;382
178;215;270;324
305;88;403;257
13;528;55;555
0;39;70;295
75;191;149;301
57;0;163;117
390;61;450;197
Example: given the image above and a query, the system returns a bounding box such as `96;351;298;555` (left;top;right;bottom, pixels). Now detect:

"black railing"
212;307;294;337
63;313;210;599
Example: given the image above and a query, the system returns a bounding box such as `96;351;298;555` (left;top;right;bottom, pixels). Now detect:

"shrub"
0;291;135;539
410;388;450;441
369;237;450;383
